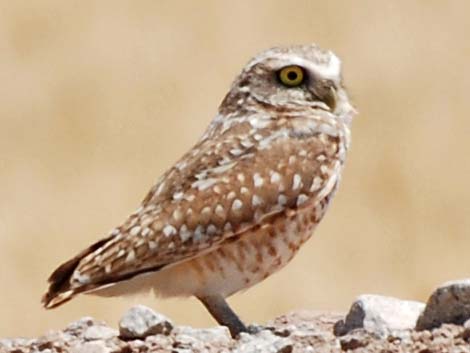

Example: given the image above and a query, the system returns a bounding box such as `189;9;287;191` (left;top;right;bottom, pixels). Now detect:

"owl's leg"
197;294;247;338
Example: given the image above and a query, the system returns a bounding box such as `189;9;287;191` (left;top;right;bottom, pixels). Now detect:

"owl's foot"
197;294;247;338
246;324;265;334
247;324;289;336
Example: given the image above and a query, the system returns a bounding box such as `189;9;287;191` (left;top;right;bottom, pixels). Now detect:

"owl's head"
221;44;355;124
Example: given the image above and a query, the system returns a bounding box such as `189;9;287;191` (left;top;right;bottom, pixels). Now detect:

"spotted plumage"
42;44;356;337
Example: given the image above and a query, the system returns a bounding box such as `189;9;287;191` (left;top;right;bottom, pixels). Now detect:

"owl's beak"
309;80;337;112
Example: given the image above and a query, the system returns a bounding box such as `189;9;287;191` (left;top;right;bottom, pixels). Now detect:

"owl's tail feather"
42;235;167;309
41;236;114;309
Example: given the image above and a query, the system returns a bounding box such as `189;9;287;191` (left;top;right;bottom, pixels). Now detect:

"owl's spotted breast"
156;201;331;299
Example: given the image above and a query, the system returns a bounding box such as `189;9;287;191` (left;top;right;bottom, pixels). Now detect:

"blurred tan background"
1;0;470;338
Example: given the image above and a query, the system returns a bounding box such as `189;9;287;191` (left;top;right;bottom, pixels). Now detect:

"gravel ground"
2;310;470;353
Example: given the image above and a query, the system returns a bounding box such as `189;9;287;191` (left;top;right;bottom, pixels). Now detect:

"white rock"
84;325;118;341
0;338;33;349
70;341;110;353
173;325;231;344
334;294;425;337
234;329;293;353
119;305;173;339
67;317;95;328
143;334;172;348
416;279;470;330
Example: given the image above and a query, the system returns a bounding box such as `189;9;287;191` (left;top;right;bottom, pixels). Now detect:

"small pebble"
119;305;173;339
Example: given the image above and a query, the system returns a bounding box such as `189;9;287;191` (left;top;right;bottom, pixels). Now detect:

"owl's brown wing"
42;123;342;308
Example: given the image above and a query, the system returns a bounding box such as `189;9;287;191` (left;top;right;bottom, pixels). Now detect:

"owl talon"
246;324;265;334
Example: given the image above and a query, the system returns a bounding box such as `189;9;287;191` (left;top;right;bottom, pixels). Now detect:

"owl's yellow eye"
278;65;305;87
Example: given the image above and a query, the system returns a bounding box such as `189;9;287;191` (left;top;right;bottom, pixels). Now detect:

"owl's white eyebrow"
284;56;341;81
247;54;341;82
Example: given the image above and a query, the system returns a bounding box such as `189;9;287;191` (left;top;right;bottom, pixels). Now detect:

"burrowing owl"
42;44;356;337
